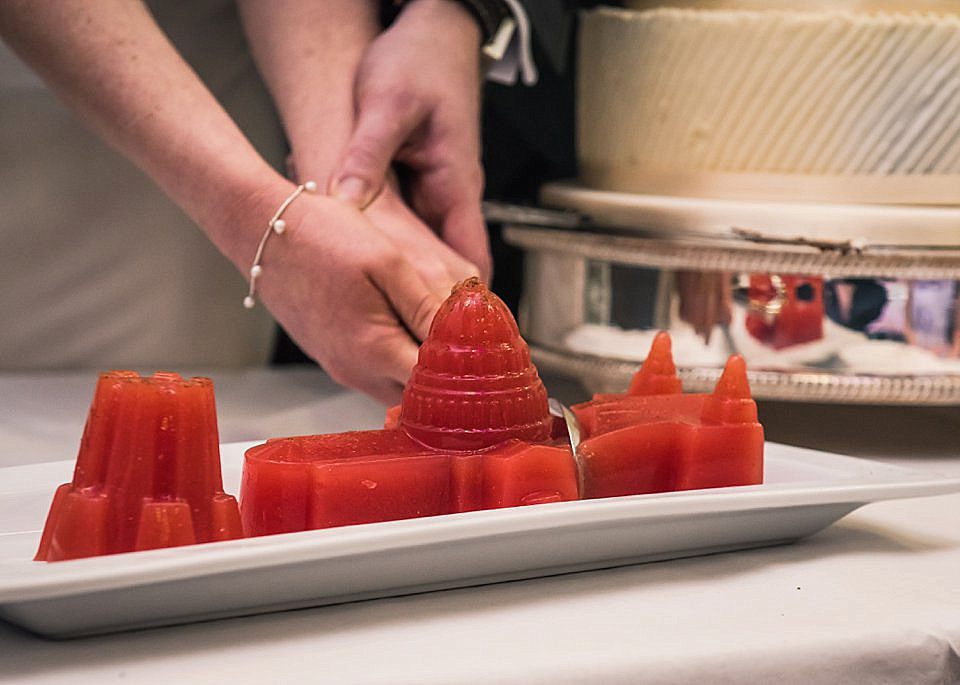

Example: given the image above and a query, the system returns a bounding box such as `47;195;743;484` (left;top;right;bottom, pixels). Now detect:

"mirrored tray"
497;198;960;405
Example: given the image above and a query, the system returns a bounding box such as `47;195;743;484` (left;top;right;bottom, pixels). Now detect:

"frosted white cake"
578;4;960;205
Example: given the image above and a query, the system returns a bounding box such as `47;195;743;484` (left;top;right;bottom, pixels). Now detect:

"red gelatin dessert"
240;278;578;535
35;372;243;561
745;274;824;349
571;332;764;499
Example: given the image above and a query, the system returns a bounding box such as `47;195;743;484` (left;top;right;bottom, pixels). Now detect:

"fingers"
676;271;732;345
314;284;424;405
717;272;733;327
333;92;424;209
367;379;406;407
440;199;492;283
367;189;480;292
406;163;491;283
345;336;415;404
314;295;421;404
364;249;445;343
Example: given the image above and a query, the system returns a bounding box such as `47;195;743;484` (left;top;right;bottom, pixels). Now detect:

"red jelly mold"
745;274;824;349
399;277;552;451
571;333;764;498
240;279;577;535
241;434;576;534
35;371;243;561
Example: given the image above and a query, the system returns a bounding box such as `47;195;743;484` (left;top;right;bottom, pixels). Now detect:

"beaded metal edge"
502;224;960;405
531;345;960;406
503;226;960;280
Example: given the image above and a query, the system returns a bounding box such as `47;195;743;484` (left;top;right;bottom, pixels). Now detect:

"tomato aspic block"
35;371;243;561
571;332;764;499
241;433;576;534
239;278;578;536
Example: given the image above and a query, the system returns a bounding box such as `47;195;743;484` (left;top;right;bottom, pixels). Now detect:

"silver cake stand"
493;185;960;406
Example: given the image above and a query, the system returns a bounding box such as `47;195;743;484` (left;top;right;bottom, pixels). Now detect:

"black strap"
385;0;512;45
451;0;512;44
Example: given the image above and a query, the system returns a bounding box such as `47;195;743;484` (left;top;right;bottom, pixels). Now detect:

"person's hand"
363;172;480;293
331;0;492;281
287;164;480;303
676;270;733;344
250;187;448;404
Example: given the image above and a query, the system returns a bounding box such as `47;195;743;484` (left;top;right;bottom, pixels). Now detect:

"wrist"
201;163;297;273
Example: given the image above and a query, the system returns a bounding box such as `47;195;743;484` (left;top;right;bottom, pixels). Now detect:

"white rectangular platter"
2;442;959;638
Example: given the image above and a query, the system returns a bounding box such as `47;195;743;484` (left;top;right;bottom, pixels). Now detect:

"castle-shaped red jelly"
35;372;243;561
35;288;765;559
239;278;578;535
571;332;764;498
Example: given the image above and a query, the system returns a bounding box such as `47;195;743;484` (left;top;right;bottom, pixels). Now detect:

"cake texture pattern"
579;7;960;203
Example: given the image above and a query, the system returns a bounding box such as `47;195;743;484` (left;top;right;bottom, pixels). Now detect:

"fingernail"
335;177;370;208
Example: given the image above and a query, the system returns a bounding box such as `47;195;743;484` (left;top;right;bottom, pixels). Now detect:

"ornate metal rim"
531;345;960;406
504;226;960;279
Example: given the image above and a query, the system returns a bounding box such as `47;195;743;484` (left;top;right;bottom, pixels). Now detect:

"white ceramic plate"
2;442;959;639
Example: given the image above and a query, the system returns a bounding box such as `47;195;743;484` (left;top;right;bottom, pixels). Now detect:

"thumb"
333;96;423;209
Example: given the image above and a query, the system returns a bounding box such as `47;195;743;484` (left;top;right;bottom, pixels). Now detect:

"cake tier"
579;7;960;204
625;1;960;13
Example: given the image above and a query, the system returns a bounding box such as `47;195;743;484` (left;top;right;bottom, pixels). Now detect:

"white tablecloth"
2;368;959;684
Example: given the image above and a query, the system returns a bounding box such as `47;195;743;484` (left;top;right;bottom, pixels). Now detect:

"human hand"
676;270;733;345
331;0;492;280
249;186;449;404
363;173;481;292
287;163;479;303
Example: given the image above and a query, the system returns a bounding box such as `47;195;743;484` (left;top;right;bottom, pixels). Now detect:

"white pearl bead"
250;264;262;278
243;296;255;309
272;218;286;234
303;180;317;193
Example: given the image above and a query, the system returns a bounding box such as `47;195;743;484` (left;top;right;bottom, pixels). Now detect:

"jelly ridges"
571;334;764;498
400;277;552;451
37;298;764;557
240;280;577;535
35;372;243;561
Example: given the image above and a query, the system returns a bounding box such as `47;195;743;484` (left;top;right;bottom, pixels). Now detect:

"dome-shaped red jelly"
571;333;764;498
399;278;551;451
35;371;243;561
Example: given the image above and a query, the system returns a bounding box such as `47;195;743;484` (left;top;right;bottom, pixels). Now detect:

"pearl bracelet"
243;180;317;309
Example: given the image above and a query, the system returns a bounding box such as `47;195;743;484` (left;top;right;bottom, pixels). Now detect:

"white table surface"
2;367;960;685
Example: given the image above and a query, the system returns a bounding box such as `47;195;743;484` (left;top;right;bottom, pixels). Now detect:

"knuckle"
416;259;450;286
381;250;407;275
371;84;418;116
343;142;383;176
